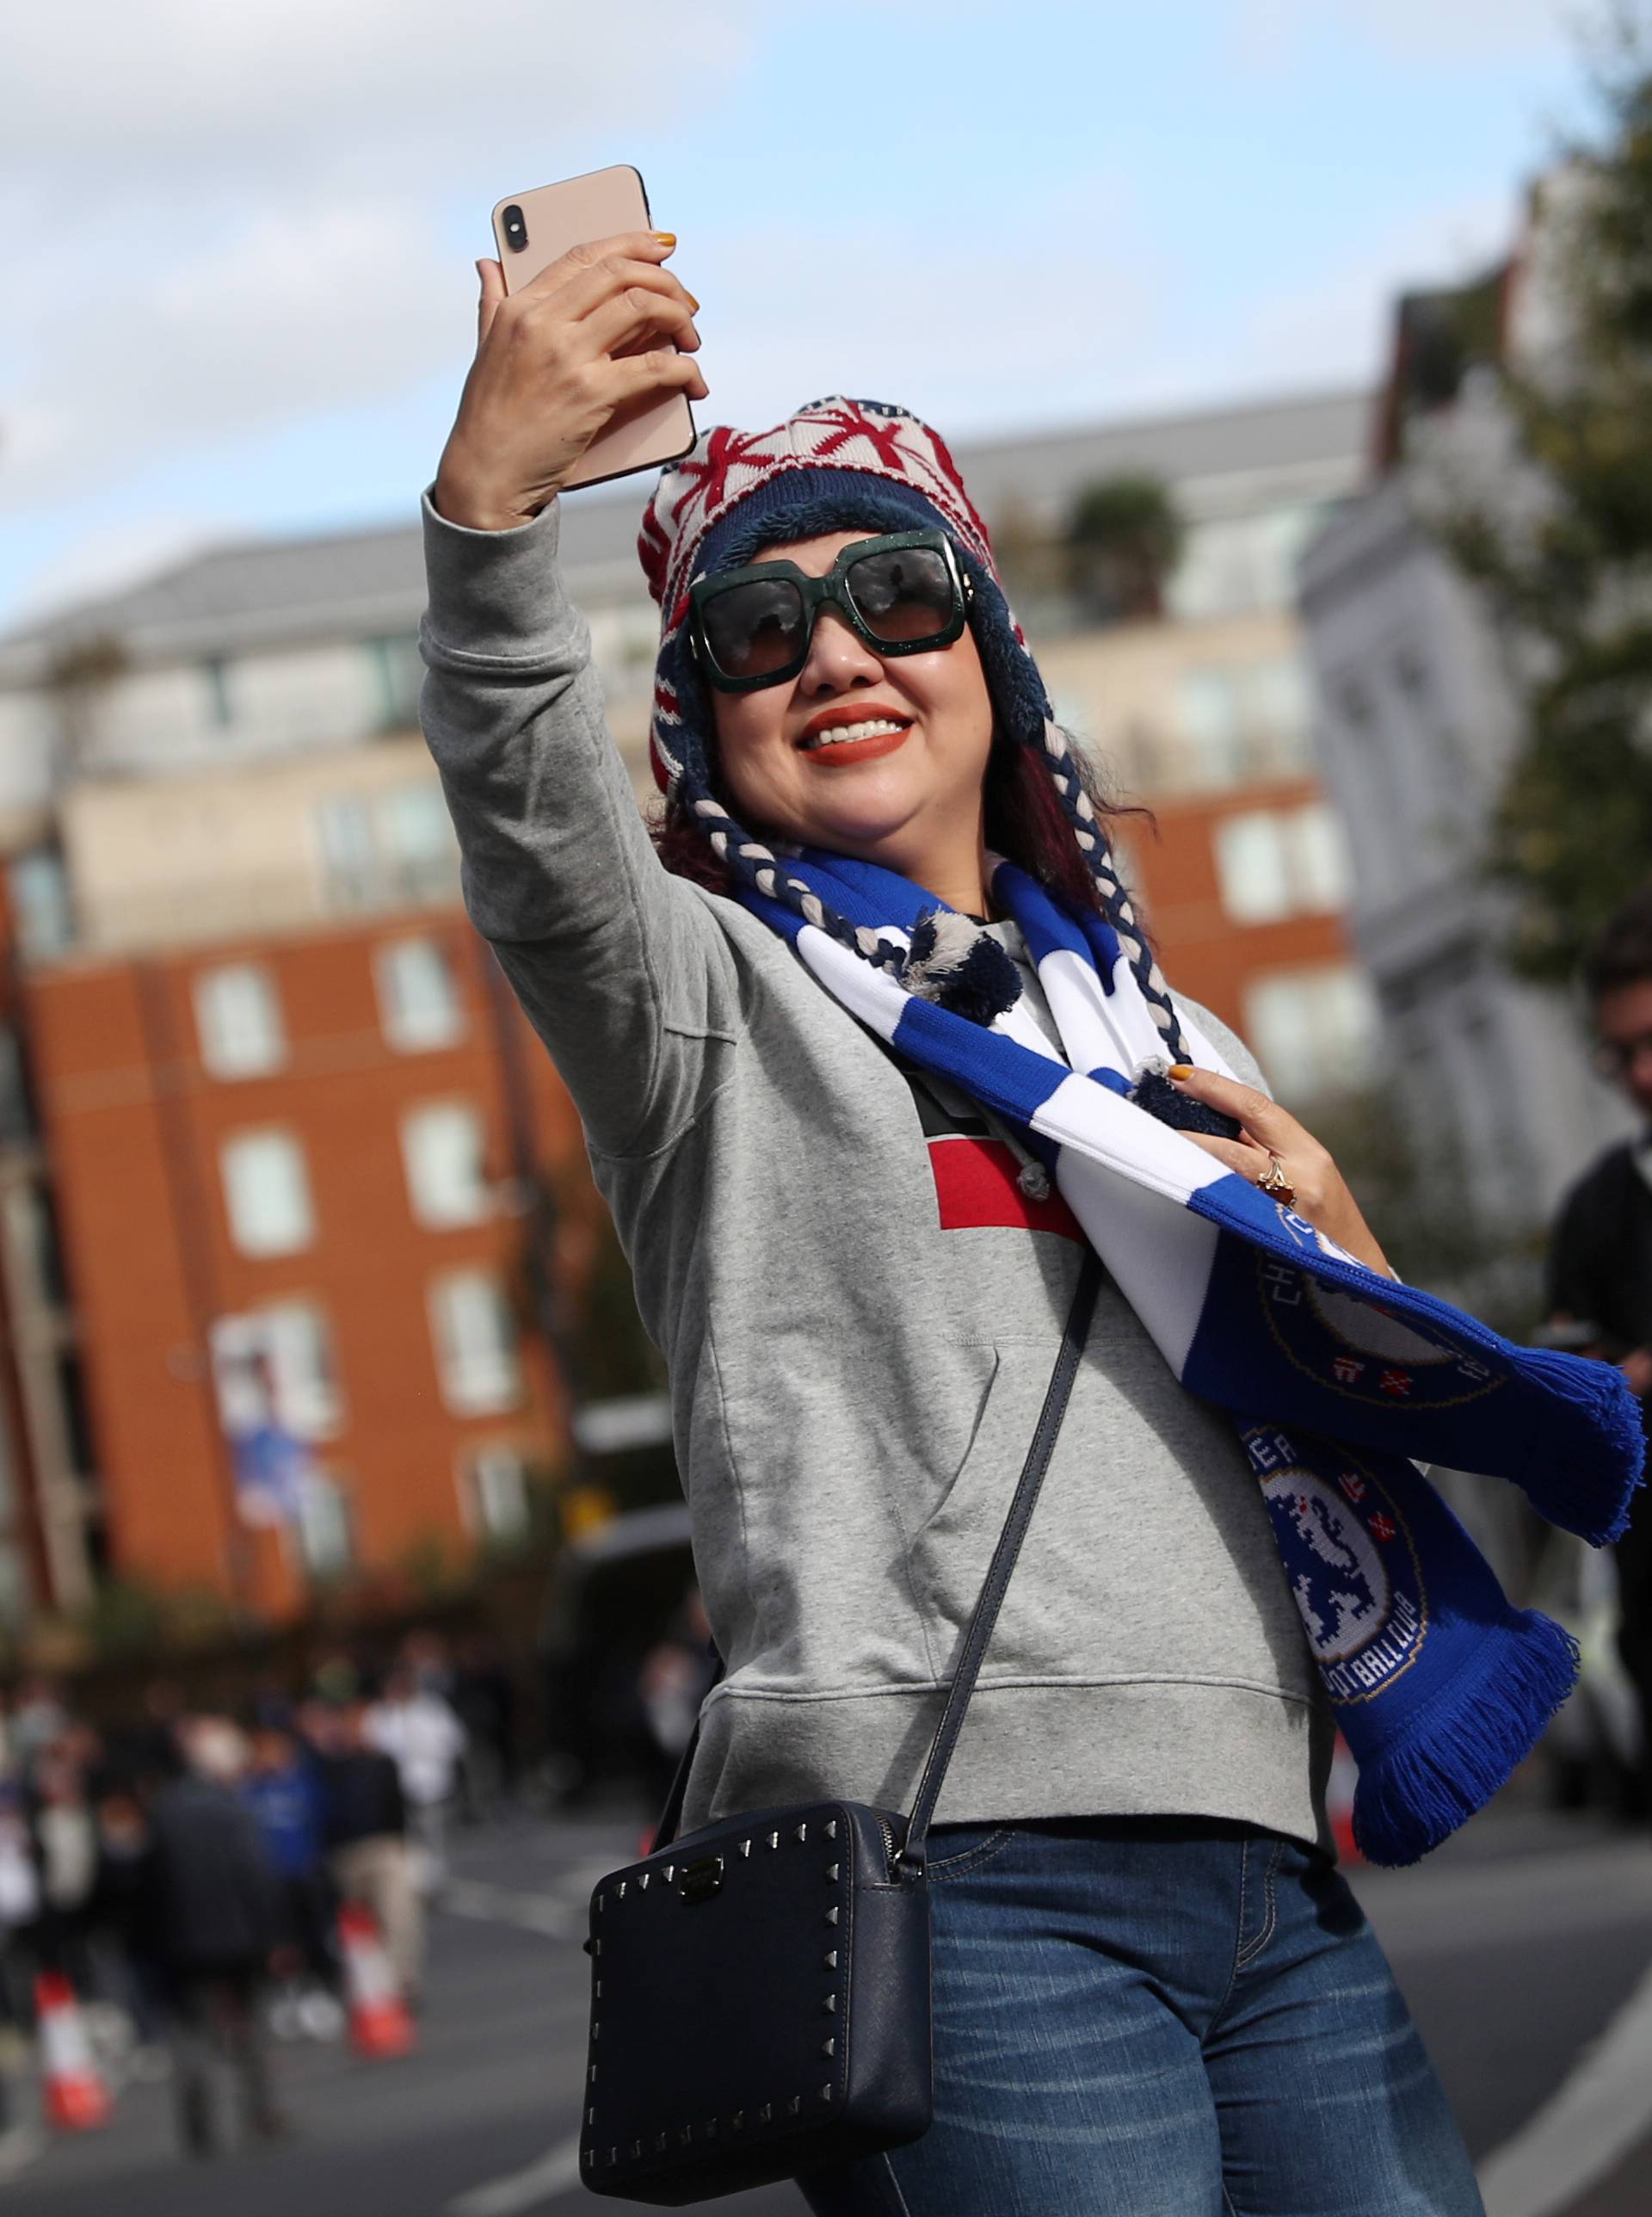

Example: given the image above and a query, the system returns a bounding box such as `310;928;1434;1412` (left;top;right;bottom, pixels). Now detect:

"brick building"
0;383;1374;1628
22;909;587;1620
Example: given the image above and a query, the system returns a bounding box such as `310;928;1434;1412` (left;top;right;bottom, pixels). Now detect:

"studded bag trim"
578;1253;1103;2203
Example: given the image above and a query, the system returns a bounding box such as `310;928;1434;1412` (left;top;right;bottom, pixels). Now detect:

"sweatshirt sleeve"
417;489;744;1158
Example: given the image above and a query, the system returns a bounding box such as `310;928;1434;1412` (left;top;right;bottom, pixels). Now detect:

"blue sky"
0;0;1607;632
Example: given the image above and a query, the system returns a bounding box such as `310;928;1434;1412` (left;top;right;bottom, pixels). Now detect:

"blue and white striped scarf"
743;847;1645;1865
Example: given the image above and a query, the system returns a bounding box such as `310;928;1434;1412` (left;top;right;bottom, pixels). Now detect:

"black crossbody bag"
578;1251;1102;2204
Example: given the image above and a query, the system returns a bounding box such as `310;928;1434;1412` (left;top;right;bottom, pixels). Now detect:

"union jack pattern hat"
639;396;1053;800
638;396;1187;1052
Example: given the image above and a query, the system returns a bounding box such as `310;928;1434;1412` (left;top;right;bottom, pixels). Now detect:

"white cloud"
3;3;757;203
685;182;1167;442
3;195;460;504
1207;183;1520;397
0;0;768;517
1230;0;1581;64
0;0;1587;619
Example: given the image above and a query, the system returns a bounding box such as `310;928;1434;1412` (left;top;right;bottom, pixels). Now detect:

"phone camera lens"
502;204;528;252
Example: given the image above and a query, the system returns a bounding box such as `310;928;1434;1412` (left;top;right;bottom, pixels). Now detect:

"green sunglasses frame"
687;528;974;694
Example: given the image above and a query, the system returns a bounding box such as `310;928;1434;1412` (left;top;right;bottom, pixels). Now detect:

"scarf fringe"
1351;1607;1580;1866
1503;1346;1646;1547
903;909;1021;1025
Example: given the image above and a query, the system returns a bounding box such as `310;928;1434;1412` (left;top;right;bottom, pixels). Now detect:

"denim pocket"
923;1824;1020;1882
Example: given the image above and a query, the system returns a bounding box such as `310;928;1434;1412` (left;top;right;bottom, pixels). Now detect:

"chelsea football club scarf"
740;846;1645;1868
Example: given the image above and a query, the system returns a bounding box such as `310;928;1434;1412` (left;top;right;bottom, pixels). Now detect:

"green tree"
1434;15;1652;979
1065;475;1185;624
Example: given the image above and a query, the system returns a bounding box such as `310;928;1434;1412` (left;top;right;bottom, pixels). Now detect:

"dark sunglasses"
687;529;972;693
1594;1027;1652;1079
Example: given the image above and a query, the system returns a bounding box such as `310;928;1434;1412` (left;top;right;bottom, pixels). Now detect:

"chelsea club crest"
1252;1242;1507;1417
1242;1427;1428;1704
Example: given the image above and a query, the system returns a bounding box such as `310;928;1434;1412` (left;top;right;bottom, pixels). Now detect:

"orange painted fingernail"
685;291;700;312
1168;1064;1193;1080
654;232;677;249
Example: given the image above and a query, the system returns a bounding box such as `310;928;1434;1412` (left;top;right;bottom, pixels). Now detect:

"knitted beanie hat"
637;395;1190;1060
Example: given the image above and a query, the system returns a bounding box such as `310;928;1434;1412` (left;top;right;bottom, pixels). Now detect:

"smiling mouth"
797;715;913;752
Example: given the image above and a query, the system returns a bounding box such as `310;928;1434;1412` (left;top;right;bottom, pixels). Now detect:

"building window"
315;795;378;910
0;1028;35;1147
368;635;424;731
201;658;234;728
464;1444;532;1541
1179;669;1248;787
9;851;73;961
379;784;459;904
428;1271;521;1416
1177;657;1315;787
0;1544;31;1627
314;782;458;912
220;1130;316;1257
2;1181;66;1306
1213;803;1351;924
256;1299;344;1438
194;963;286;1079
375;936;463;1052
297;1473;355;1578
1244;965;1379;1102
55;1349;96;1477
1167;503;1331;623
401;1102;489;1228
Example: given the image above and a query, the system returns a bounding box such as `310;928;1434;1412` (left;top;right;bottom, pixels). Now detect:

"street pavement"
7;1786;1652;2217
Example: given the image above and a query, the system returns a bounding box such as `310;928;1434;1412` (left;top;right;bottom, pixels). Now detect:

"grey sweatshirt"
418;492;1335;1845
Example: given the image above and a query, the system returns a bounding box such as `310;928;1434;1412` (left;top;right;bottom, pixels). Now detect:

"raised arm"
421;237;739;1158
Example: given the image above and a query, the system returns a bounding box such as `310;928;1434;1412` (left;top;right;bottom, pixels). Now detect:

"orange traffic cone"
1328;1734;1364;1867
34;1973;111;2130
337;1904;416;2058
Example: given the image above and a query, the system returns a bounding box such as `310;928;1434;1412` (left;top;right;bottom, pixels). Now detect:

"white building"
1296;201;1633;1240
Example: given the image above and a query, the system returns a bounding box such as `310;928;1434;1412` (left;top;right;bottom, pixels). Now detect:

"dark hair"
1582;882;1652;1002
650;724;1150;917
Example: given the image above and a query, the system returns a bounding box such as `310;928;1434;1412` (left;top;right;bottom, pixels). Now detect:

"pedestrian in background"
25;1737;99;1994
452;1631;520;1819
1548;885;1652;1813
0;1781;40;2043
89;1782;169;2076
242;1720;341;2037
365;1664;465;1895
636;1587;717;1808
9;1681;68;1777
146;1716;287;2156
318;1699;422;2008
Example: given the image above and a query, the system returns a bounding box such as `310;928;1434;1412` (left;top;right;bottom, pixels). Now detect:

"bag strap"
898;1249;1101;1875
652;1251;1103;1858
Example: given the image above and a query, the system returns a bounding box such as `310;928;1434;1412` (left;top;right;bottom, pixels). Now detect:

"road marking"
0;2124;43;2184
1477;1951;1652;2217
440;1878;579;1939
447;2130;584;2215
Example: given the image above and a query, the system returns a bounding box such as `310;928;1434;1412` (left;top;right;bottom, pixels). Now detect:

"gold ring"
1256;1154;1295;1207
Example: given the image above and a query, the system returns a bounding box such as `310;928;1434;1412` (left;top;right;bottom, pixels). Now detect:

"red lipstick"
795;705;913;766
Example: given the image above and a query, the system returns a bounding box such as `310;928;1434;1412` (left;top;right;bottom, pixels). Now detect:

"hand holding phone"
435;168;706;531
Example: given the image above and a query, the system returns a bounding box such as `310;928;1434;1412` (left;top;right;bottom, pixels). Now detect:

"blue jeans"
798;1818;1482;2217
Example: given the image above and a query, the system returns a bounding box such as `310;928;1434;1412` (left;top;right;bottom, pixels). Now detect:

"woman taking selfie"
416;228;1597;2215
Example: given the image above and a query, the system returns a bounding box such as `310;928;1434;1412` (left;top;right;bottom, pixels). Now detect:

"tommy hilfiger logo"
903;1066;1082;1244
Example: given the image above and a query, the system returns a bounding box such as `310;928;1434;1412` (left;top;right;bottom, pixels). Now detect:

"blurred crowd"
0;1627;519;2156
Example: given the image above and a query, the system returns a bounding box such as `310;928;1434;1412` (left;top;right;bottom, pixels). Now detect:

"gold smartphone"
490;164;698;492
